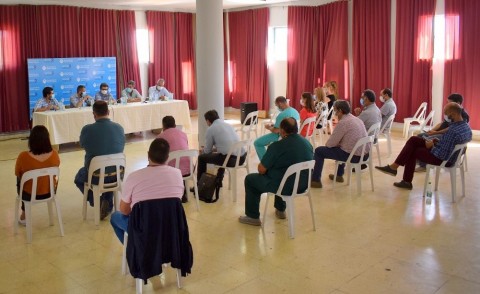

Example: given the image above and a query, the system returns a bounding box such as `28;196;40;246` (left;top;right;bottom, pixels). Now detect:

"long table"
32;100;192;145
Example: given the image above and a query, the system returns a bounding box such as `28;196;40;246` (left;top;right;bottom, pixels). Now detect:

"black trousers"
197;153;247;187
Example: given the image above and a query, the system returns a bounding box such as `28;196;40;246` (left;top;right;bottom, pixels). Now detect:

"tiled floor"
1;111;479;293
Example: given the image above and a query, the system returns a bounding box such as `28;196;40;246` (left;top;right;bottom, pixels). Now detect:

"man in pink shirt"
158;116;189;202
110;138;184;243
311;100;369;188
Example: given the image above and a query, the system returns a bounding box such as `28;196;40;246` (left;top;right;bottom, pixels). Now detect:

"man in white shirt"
148;78;173;101
379;88;397;130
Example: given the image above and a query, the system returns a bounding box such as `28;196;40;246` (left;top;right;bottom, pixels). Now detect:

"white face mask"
51;94;55;100
379;96;385;103
444;114;452;123
101;90;108;95
300;99;305;106
360;98;364;106
156;86;163;91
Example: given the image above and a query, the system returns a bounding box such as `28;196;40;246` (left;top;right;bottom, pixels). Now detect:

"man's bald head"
444;102;463;122
280;117;298;136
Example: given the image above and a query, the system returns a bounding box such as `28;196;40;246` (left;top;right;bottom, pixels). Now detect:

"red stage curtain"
0;5;36;132
227;8;269;110
444;0;480;129
393;0;436;121
287;3;348;109
223;14;230;107
117;10;142;94
174;13;196;109
146;11;176;95
353;0;391;110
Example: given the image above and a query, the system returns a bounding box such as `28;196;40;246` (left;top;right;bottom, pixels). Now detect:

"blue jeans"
74;167;116;210
254;133;280;160
110;211;129;243
312;146;367;181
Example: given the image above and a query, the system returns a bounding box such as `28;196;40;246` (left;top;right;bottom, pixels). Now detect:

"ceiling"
0;0;316;11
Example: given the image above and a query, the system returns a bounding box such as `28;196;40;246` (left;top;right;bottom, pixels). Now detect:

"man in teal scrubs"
254;96;300;160
239;118;313;226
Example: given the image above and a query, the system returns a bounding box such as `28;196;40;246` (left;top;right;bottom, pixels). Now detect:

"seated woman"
15;126;60;225
299;92;317;137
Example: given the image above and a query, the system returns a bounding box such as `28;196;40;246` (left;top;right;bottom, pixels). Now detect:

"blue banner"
28;57;117;117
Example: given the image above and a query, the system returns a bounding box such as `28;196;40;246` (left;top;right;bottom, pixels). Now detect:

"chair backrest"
242;111;259;129
275;160;315;197
419;110;435;131
221;139;251;168
345;136;374;164
440;143;469;168
413;102;428;120
326;106;334;121
367;122;381;141
300;116;317;139
87;153;125;190
19;167;59;203
168;149;198;176
380;115;395;134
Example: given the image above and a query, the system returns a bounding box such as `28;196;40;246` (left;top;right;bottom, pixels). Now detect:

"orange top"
15;151;60;195
300;108;317;137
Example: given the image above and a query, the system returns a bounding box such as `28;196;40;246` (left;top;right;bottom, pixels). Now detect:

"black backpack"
197;172;221;203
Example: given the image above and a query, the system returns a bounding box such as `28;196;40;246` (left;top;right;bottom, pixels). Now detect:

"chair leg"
434;167;441;191
14;198;20;235
52;198;65;237
93;191;101;228
460;166;466;198
423;166;431;196
307;193;316;232
192;177;200;212
136;278;143;294
464;153;468;172
176;268;182;288
231;169;237;202
122;233;128;275
386;134;392;158
355;164;362;193
369;160;374;192
261;193;271;228
25;203;33;244
286;198;295;239
47;201;54;226
450;169;457;203
82;185;88;220
375;144;381;166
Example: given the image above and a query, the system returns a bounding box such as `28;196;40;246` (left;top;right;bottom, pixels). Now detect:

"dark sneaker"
393;180;413;190
328;174;344;183
100;199;112;220
275;209;286;219
352;164;368;173
238;215;261;226
375;165;398;176
311;180;323;188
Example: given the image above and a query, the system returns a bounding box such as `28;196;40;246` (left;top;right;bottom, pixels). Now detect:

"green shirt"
274;107;300;128
261;134;313;194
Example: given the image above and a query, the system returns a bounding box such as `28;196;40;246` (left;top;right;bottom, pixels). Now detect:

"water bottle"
59;98;65;111
426;181;433;205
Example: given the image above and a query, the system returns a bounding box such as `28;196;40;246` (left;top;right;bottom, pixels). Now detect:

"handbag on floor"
197;172;220;203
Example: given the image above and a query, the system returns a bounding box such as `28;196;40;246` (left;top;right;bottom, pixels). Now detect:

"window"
418;14;460;61
135;29;150;63
268;26;288;64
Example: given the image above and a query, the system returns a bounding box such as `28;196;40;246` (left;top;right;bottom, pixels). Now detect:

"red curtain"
444;0;480;129
287;3;348;109
117;10;142;94
223;14;230;107
226;8;269;110
146;11;176;95
174;13;196;109
393;0;436;121
353;0;391;110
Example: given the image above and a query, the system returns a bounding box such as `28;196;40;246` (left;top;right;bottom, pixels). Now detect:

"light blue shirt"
204;119;243;156
274;107;300;128
148;86;172;101
121;88;142;100
34;97;60;111
380;98;397;130
95;91;114;102
358;103;382;131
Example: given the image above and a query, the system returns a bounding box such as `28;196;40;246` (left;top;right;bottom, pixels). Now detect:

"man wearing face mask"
95;82;115;104
379;88;397;130
70;85;93;108
149;78;173;101
354;89;382;132
254;96;300;160
121;80;142;103
376;102;471;190
34;87;60;112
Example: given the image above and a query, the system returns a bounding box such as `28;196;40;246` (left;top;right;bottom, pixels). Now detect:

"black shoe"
393;180;413;190
189;187;195;194
328;174;344;183
375;165;397;176
182;194;188;203
352;164;368;173
100;199;112;220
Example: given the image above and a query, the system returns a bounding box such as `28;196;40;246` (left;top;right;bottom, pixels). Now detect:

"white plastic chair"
379;115;395;158
14;167;64;243
423;143;468;202
299;116;317;146
237;111;259;140
168;149;200;211
407;110;435;137
403;102;427;137
367;122;381;165
122;232;182;294
333;136;374;193
215;139;251;202
313;107;330;146
83;153;125;228
261;160;316;239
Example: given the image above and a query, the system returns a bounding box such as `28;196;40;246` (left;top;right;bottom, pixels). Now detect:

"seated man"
158;116;189;202
34;87;60;112
376;102;472;190
70;85;93;108
197;110;246;189
254;96;300;160
354;89;382;132
94;82;115;104
379;88;397;131
110;138;184;243
121;80;142;103
148;78;173;101
239;118;313;226
311;100;369;188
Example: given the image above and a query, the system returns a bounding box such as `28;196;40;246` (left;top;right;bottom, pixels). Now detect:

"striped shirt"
326;113;369;156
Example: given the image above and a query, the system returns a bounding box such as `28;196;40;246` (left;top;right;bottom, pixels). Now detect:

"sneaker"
328;174;344;183
275;209;286;219
352;164;368;173
393;180;413;190
375;165;398;176
238;215;261;226
100;199;112;220
311;180;323;188
415;166;426;173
